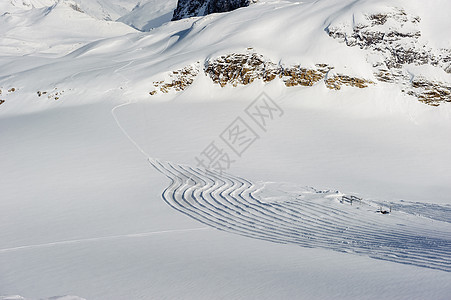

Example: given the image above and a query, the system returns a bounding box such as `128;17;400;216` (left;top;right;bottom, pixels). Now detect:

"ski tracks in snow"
0;228;209;254
149;159;451;272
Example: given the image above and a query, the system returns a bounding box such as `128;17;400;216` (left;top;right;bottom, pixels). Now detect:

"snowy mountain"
1;0;450;299
117;0;177;31
148;0;450;105
0;1;135;55
2;0;133;20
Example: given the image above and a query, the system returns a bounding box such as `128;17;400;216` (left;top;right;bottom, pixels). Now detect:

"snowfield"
1;0;450;299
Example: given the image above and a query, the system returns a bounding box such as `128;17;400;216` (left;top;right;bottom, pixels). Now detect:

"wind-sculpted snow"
150;159;451;272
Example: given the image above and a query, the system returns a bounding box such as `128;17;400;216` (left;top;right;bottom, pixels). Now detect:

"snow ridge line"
149;159;451;272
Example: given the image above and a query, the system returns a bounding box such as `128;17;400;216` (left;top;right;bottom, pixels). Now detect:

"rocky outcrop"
148;47;450;106
327;7;451;105
326;9;433;70
408;78;451;106
172;0;257;21
149;51;374;95
204;52;278;87
325;74;374;90
280;64;330;87
204;52;373;89
0;87;17;107
149;63;200;95
36;87;66;101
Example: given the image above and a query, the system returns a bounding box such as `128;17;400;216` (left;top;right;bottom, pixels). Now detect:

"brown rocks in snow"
325;75;374;90
205;52;371;90
411;79;451;106
205;53;339;88
205;52;277;87
149;51;374;96
150;64;199;95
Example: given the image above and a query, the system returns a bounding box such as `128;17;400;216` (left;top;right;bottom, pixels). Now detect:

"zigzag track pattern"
150;159;451;272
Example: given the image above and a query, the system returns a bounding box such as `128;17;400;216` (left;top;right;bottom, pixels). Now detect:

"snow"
117;0;177;31
0;1;135;55
1;0;450;299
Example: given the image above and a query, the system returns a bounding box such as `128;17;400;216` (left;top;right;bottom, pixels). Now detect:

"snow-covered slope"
0;1;135;55
117;0;177;31
2;0;131;20
1;0;449;106
1;0;450;299
1;0;177;30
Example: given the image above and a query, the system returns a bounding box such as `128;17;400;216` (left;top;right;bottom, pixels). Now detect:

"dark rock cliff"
172;0;256;21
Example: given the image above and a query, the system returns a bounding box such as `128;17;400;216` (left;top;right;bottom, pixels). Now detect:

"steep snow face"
172;0;256;20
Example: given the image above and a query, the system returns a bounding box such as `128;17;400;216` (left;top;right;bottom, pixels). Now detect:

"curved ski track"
150;159;451;272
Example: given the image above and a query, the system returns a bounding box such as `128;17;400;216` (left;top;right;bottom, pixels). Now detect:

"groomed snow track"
150;159;451;272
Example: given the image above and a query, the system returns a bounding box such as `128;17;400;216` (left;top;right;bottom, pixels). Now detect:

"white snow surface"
1;0;451;299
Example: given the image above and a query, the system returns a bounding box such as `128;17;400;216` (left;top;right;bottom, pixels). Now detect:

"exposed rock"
374;68;397;83
204;52;278;87
67;2;84;13
148;51;373;95
36;88;66;101
172;0;205;21
281;65;331;87
409;78;451;106
325;74;374;90
0;87;18;107
172;0;257;21
327;7;451;105
150;63;200;95
326;8;433;70
207;0;257;16
204;52;371;90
